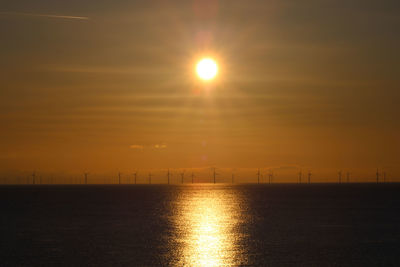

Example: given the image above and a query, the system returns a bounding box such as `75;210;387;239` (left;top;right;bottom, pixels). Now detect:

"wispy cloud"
130;145;144;150
0;12;89;20
130;144;167;150
37;64;168;75
154;144;167;149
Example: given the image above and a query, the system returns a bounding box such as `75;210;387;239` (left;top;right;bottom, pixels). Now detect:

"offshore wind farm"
1;168;396;185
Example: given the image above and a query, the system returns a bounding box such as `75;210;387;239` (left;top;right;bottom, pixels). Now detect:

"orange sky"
1;1;399;182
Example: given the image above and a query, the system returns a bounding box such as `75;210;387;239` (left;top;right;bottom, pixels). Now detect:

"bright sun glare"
196;58;218;81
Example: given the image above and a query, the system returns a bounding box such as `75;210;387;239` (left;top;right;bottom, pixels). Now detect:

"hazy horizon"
0;166;395;185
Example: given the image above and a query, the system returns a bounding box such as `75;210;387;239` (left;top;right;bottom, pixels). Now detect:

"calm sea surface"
1;184;400;266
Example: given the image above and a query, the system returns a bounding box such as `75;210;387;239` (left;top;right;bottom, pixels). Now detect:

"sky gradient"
1;0;399;182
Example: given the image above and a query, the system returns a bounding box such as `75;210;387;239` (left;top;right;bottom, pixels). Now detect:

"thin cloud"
37;64;169;75
0;12;89;20
154;144;167;149
130;145;144;150
130;144;167;150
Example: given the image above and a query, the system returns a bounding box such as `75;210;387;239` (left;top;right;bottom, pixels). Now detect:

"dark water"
1;184;400;266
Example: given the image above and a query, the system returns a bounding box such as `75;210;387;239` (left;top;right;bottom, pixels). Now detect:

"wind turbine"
133;170;138;185
191;172;195;184
180;170;185;184
268;170;274;184
167;169;171;185
308;170;312;184
257;169;260;184
84;172;89;185
148;172;152;184
118;172;122;185
213;167;219;184
32;171;36;185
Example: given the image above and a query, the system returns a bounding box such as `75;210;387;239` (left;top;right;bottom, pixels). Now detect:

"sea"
1;184;399;266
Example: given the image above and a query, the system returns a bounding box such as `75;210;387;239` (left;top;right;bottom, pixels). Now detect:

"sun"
196;58;218;80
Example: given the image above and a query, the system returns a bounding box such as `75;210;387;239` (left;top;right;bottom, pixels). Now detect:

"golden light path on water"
173;185;246;266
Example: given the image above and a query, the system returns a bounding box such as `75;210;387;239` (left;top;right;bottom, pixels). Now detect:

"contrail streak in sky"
0;12;89;20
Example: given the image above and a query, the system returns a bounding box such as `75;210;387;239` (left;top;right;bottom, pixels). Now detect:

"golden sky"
1;1;399;181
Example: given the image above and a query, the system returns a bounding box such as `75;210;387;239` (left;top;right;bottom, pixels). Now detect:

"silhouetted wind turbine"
308;170;312;184
84;172;89;185
180;170;185;184
148;172;153;184
268;170;274;184
133;170;138;185
257;169;260;184
32;171;36;185
213;167;219;184
118;172;122;185
191;172;195;184
167;169;171;185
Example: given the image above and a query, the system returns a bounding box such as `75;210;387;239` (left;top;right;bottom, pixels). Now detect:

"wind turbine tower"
32;171;36;185
213;168;218;184
268;170;274;184
167;169;171;185
180;170;185;184
191;172;195;184
257;169;260;184
376;168;379;184
84;172;89;184
308;170;312;184
118;172;122;185
133;171;138;185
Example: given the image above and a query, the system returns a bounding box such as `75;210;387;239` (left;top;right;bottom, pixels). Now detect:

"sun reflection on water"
173;186;245;266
